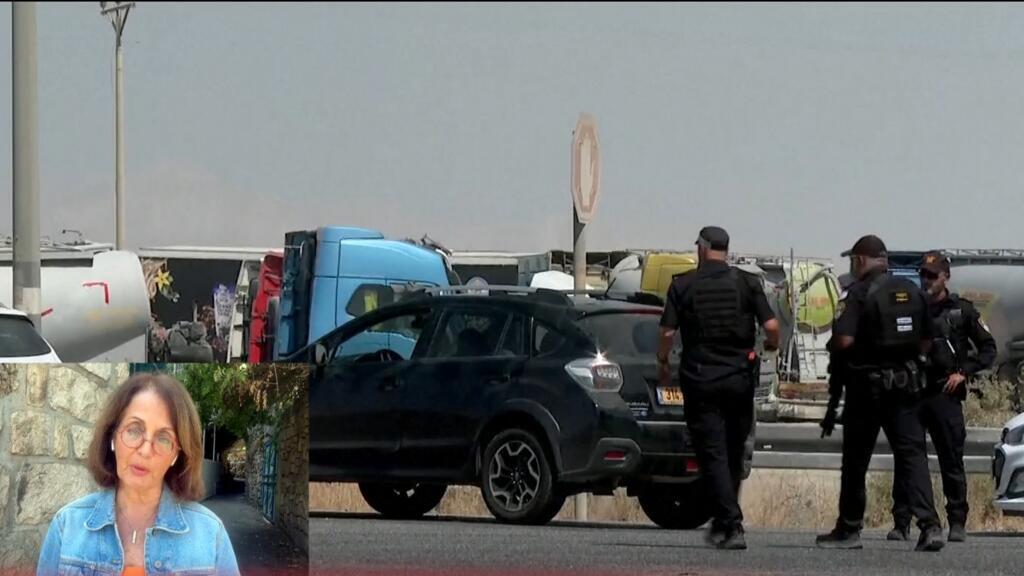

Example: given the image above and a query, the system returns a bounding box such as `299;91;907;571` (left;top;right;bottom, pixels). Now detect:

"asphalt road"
310;514;1021;576
202;493;308;576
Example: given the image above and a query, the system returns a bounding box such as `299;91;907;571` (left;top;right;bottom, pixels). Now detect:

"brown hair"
87;373;205;501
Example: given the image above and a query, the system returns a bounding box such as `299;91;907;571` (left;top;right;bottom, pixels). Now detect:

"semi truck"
238;226;457;362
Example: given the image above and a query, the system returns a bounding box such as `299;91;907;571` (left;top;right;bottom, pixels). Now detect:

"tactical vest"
863;274;925;358
682;268;756;349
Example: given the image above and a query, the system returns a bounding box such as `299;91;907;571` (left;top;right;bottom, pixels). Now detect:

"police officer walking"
887;251;996;543
658;226;780;550
817;235;945;552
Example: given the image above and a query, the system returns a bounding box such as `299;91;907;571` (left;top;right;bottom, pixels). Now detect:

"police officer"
816;235;945;552
887;251;996;543
658;226;780;550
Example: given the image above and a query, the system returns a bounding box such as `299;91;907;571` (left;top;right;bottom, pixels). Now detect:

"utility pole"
12;1;42;329
100;2;134;249
570;114;601;521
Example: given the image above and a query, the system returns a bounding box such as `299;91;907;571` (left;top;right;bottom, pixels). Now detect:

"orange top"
122;567;145;576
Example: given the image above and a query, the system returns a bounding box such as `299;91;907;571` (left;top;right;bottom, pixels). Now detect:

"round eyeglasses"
118;423;178;457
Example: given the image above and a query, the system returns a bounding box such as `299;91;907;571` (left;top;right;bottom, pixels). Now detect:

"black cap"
841;235;887;258
696;226;729;251
920;251;950;275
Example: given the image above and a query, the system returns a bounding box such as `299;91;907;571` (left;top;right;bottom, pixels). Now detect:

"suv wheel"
359;482;447;519
637;482;711;529
480;428;561;525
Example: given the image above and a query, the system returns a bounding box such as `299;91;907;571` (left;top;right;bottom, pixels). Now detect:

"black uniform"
891;294;997;529
660;260;774;533
829;268;941;535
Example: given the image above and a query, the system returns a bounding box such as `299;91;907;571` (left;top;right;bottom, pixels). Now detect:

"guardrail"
753;423;1000;474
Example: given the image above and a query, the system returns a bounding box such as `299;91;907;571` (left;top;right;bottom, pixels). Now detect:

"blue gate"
260;437;278;521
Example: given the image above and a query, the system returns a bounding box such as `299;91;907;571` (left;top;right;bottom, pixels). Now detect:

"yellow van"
640;252;699;299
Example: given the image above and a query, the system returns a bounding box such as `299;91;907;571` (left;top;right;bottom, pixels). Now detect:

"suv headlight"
1009;469;1024;497
1005;425;1024;446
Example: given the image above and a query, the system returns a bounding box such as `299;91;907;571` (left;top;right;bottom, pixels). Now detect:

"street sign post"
570;113;600;522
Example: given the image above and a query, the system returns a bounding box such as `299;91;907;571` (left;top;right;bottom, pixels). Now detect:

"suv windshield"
577;312;680;357
0;316;52;358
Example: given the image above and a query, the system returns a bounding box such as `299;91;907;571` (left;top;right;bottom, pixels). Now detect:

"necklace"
118;505;157;545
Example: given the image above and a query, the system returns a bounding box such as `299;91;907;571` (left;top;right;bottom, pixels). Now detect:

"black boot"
717;525;747;550
815;528;862;549
886;523;910;541
704;525;728;548
915;525;945;552
947;522;966;543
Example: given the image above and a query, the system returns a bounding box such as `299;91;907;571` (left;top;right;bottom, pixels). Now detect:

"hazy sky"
2;2;1023;261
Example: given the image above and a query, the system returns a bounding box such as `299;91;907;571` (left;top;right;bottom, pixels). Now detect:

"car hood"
1005;412;1024;432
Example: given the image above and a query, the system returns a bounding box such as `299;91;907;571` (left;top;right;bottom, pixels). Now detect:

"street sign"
571;114;601;224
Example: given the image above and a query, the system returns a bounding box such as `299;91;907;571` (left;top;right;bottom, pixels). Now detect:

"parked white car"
993;411;1024;517
0;307;61;362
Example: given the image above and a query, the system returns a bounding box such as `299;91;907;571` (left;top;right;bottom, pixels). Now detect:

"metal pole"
572;207;588;522
115;36;125;249
573;210;587;292
12;1;42;329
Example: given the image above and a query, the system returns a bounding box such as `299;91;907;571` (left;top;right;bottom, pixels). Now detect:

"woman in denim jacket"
37;373;240;576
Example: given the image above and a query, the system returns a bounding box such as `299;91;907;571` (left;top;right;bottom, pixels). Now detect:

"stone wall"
245;425;272;508
0;364;128;572
274;384;309;555
242;384;309;556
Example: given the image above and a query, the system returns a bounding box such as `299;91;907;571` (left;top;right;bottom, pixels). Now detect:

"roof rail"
889;249;1024;267
939;248;1024;266
416;285;573;306
560;289;666;307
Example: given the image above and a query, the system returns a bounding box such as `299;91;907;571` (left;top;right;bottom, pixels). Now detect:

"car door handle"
380;379;400;392
487;374;512;385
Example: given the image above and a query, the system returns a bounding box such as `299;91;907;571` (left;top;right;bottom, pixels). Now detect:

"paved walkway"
204;493;307;576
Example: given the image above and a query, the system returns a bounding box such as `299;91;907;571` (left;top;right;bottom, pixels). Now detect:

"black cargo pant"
682;372;754;532
837;383;940;533
892;391;968;528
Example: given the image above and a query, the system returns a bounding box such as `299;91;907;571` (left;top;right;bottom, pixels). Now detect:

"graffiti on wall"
140;258;245;363
143;258;181;303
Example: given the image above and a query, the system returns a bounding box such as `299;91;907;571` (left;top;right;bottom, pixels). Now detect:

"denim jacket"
36;487;240;576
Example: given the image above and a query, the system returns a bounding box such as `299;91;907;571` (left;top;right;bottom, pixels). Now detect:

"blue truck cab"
274;226;456;360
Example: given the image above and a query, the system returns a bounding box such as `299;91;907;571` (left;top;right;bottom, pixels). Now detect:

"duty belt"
851;361;925;397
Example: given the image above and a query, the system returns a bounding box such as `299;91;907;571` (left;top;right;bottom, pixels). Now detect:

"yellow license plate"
657;387;684;406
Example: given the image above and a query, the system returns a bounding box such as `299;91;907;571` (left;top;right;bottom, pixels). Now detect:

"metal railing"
753;423;1000;473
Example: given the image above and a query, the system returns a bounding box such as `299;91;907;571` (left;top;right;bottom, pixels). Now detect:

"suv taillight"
565;357;624;392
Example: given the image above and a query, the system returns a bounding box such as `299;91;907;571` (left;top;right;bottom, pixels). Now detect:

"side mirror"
314;343;328;367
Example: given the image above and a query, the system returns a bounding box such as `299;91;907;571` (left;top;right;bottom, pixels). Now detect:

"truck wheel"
480;428;560;525
359;482;447;519
637;482;711;530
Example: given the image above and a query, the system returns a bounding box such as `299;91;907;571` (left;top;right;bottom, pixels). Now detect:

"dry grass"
740;470;841;530
309;483;651;523
311;470;1024;532
963;377;1018;428
864;473;1024;531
